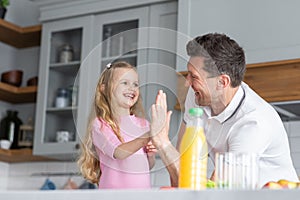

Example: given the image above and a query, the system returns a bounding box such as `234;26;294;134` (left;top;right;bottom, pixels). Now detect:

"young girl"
78;61;156;189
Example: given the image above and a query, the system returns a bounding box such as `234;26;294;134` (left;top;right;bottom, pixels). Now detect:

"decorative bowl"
1;70;23;87
27;76;38;86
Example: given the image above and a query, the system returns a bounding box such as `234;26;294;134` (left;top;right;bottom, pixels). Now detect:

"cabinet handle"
75;143;80;149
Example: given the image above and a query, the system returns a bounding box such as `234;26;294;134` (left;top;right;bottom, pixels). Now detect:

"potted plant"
0;0;10;19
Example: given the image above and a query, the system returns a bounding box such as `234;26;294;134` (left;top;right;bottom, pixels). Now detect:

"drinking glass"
215;152;259;190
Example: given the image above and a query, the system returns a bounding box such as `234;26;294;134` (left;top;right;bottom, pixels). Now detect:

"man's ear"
218;74;230;88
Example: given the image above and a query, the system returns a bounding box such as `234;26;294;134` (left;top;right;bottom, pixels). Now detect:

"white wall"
0;0;40;122
176;0;300;71
284;121;300;176
5;0;39;26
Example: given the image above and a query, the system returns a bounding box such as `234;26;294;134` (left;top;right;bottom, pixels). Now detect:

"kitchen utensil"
215;152;259;190
1;70;23;87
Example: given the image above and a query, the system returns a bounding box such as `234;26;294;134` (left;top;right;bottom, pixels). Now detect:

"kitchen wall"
0;0;40;122
176;0;300;71
284;121;300;176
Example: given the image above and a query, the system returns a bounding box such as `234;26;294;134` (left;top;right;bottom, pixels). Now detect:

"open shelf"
0;82;37;103
0;148;55;163
0;19;41;48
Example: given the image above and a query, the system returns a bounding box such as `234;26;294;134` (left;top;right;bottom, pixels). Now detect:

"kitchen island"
1;189;299;200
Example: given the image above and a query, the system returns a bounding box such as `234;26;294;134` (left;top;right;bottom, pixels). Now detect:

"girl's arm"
145;141;157;169
113;132;150;160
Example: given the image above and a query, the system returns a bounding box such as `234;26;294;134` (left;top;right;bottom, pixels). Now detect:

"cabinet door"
89;7;149;108
34;16;93;159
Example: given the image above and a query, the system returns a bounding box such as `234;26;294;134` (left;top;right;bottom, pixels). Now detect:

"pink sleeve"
91;118;121;159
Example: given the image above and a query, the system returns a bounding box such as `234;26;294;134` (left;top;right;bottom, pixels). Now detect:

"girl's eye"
121;81;128;85
133;83;139;87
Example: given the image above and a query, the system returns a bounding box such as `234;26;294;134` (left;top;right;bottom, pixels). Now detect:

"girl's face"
111;68;139;114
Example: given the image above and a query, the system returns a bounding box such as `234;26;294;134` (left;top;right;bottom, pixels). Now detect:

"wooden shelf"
0;148;55;163
244;58;300;102
0;19;41;48
0;82;37;103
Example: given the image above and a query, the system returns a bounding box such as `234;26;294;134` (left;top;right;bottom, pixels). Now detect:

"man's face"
186;56;218;106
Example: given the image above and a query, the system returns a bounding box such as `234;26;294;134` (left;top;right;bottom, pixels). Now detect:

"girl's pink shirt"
92;115;151;189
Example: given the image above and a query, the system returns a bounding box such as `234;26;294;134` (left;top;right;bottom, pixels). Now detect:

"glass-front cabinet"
33;16;93;159
89;7;149;100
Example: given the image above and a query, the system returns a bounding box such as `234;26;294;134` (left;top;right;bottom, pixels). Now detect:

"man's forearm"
157;142;180;187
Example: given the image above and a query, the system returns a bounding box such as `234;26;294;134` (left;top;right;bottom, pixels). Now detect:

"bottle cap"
189;108;203;117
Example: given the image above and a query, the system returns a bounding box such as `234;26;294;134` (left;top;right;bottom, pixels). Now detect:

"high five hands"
150;90;172;149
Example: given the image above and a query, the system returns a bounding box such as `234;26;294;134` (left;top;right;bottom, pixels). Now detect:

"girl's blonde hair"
77;61;145;184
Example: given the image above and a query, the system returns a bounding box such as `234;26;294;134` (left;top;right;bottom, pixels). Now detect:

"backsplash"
0;161;86;190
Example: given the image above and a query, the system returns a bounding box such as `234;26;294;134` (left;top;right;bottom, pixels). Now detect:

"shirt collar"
206;86;245;123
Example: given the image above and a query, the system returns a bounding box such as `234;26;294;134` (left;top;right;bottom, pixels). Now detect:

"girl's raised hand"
144;141;157;157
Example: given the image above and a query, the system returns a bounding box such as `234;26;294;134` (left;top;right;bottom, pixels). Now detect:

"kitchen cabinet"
33;15;93;159
33;1;177;159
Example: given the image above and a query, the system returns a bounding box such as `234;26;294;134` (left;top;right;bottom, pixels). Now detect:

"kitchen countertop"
0;189;299;200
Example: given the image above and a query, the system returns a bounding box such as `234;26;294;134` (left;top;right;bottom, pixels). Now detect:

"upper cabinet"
33;1;178;159
33;15;93;159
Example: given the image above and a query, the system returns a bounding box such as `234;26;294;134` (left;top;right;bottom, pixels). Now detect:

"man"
150;33;298;188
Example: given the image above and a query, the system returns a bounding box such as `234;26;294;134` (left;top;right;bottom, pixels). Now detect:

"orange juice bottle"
178;108;208;190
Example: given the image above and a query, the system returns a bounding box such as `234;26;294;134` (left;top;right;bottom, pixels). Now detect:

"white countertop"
0;189;299;200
